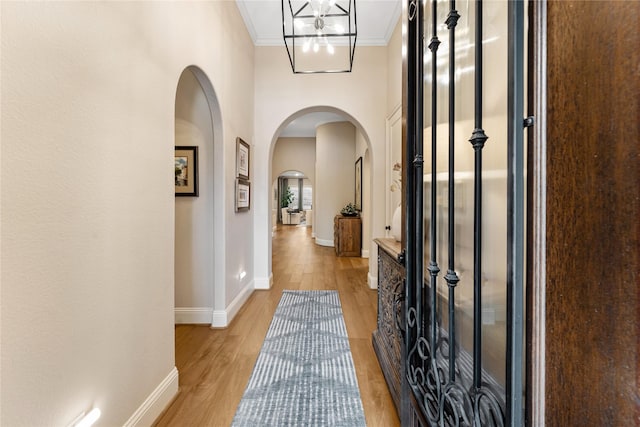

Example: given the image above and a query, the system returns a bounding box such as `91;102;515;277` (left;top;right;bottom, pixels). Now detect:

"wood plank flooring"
153;225;400;427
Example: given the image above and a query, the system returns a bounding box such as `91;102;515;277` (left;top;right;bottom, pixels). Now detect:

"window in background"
302;180;312;210
288;178;299;209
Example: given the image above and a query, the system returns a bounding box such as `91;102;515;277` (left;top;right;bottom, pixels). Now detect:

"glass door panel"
405;0;523;424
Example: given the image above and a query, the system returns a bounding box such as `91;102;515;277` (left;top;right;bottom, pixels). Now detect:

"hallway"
154;225;400;426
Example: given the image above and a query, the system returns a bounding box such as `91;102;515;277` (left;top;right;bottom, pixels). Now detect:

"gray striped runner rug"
231;290;366;426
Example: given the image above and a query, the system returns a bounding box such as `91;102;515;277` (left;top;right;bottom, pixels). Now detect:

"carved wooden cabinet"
333;215;361;257
372;238;404;413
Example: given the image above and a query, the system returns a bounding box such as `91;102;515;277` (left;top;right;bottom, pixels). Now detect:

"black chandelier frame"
281;0;357;74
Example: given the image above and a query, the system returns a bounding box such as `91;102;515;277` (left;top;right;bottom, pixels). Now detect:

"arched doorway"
274;170;313;228
173;66;224;326
268;107;374;271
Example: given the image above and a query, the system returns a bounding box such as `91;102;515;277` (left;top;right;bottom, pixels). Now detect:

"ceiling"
236;0;401;47
278;112;347;137
236;0;401;137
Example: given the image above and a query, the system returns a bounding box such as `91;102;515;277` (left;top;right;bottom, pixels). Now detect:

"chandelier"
282;0;357;73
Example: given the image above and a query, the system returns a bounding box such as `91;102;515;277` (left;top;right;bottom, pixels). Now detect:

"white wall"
254;45;389;283
315;122;356;246
174;68;214;323
1;2;254;425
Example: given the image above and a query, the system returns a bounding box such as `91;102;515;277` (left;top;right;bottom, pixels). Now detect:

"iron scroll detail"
403;0;507;425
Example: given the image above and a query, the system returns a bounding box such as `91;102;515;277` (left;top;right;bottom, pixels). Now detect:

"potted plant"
340;203;359;217
281;187;293;208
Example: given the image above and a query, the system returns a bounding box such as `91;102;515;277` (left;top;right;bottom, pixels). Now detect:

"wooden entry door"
534;1;640;424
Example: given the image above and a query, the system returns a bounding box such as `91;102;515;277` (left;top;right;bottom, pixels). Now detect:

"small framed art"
236;138;250;180
236;179;251;212
175;146;198;197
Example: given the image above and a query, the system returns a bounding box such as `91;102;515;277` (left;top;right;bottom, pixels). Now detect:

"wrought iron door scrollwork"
408;0;418;21
473;386;505;427
402;0;518;424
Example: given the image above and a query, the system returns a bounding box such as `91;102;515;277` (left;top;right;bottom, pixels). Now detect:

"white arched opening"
267;105;375;272
173;66;225;326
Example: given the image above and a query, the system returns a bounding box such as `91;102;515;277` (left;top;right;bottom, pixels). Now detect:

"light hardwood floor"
153;224;400;427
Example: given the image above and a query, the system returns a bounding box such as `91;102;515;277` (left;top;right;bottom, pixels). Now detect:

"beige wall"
1;2;254;425
271;137;316;184
315;122;356;245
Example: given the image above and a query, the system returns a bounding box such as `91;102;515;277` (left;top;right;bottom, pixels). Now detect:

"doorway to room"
173;66;224;327
276;171;313;228
269;108;373;263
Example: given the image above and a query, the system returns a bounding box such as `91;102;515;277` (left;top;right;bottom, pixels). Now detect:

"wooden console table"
333;215;361;257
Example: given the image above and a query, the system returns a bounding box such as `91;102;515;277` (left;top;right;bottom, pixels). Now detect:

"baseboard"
211;310;227;328
368;272;378;290
315;238;334;247
361;249;370;258
123;367;178;427
174;307;213;324
211;280;254;328
254;274;273;290
312;232;316;238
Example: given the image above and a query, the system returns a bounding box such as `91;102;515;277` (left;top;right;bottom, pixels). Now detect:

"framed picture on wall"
175;146;199;197
236;137;250;180
236;179;251;212
355;156;362;210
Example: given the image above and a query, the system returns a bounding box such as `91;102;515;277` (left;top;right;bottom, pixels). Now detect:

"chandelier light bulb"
327;43;335;55
313;42;320;52
303;39;311;52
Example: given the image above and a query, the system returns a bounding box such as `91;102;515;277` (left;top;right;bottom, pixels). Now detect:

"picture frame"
175;146;199;197
236;137;250;180
235;179;251;212
354;156;362;210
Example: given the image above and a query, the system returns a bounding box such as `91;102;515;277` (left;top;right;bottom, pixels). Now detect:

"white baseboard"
211;310;228;328
254;274;273;290
361;249;370;258
312;232;316;238
368;272;378;290
315;238;334;247
211;280;254;328
123;367;178;427
174;307;213;324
